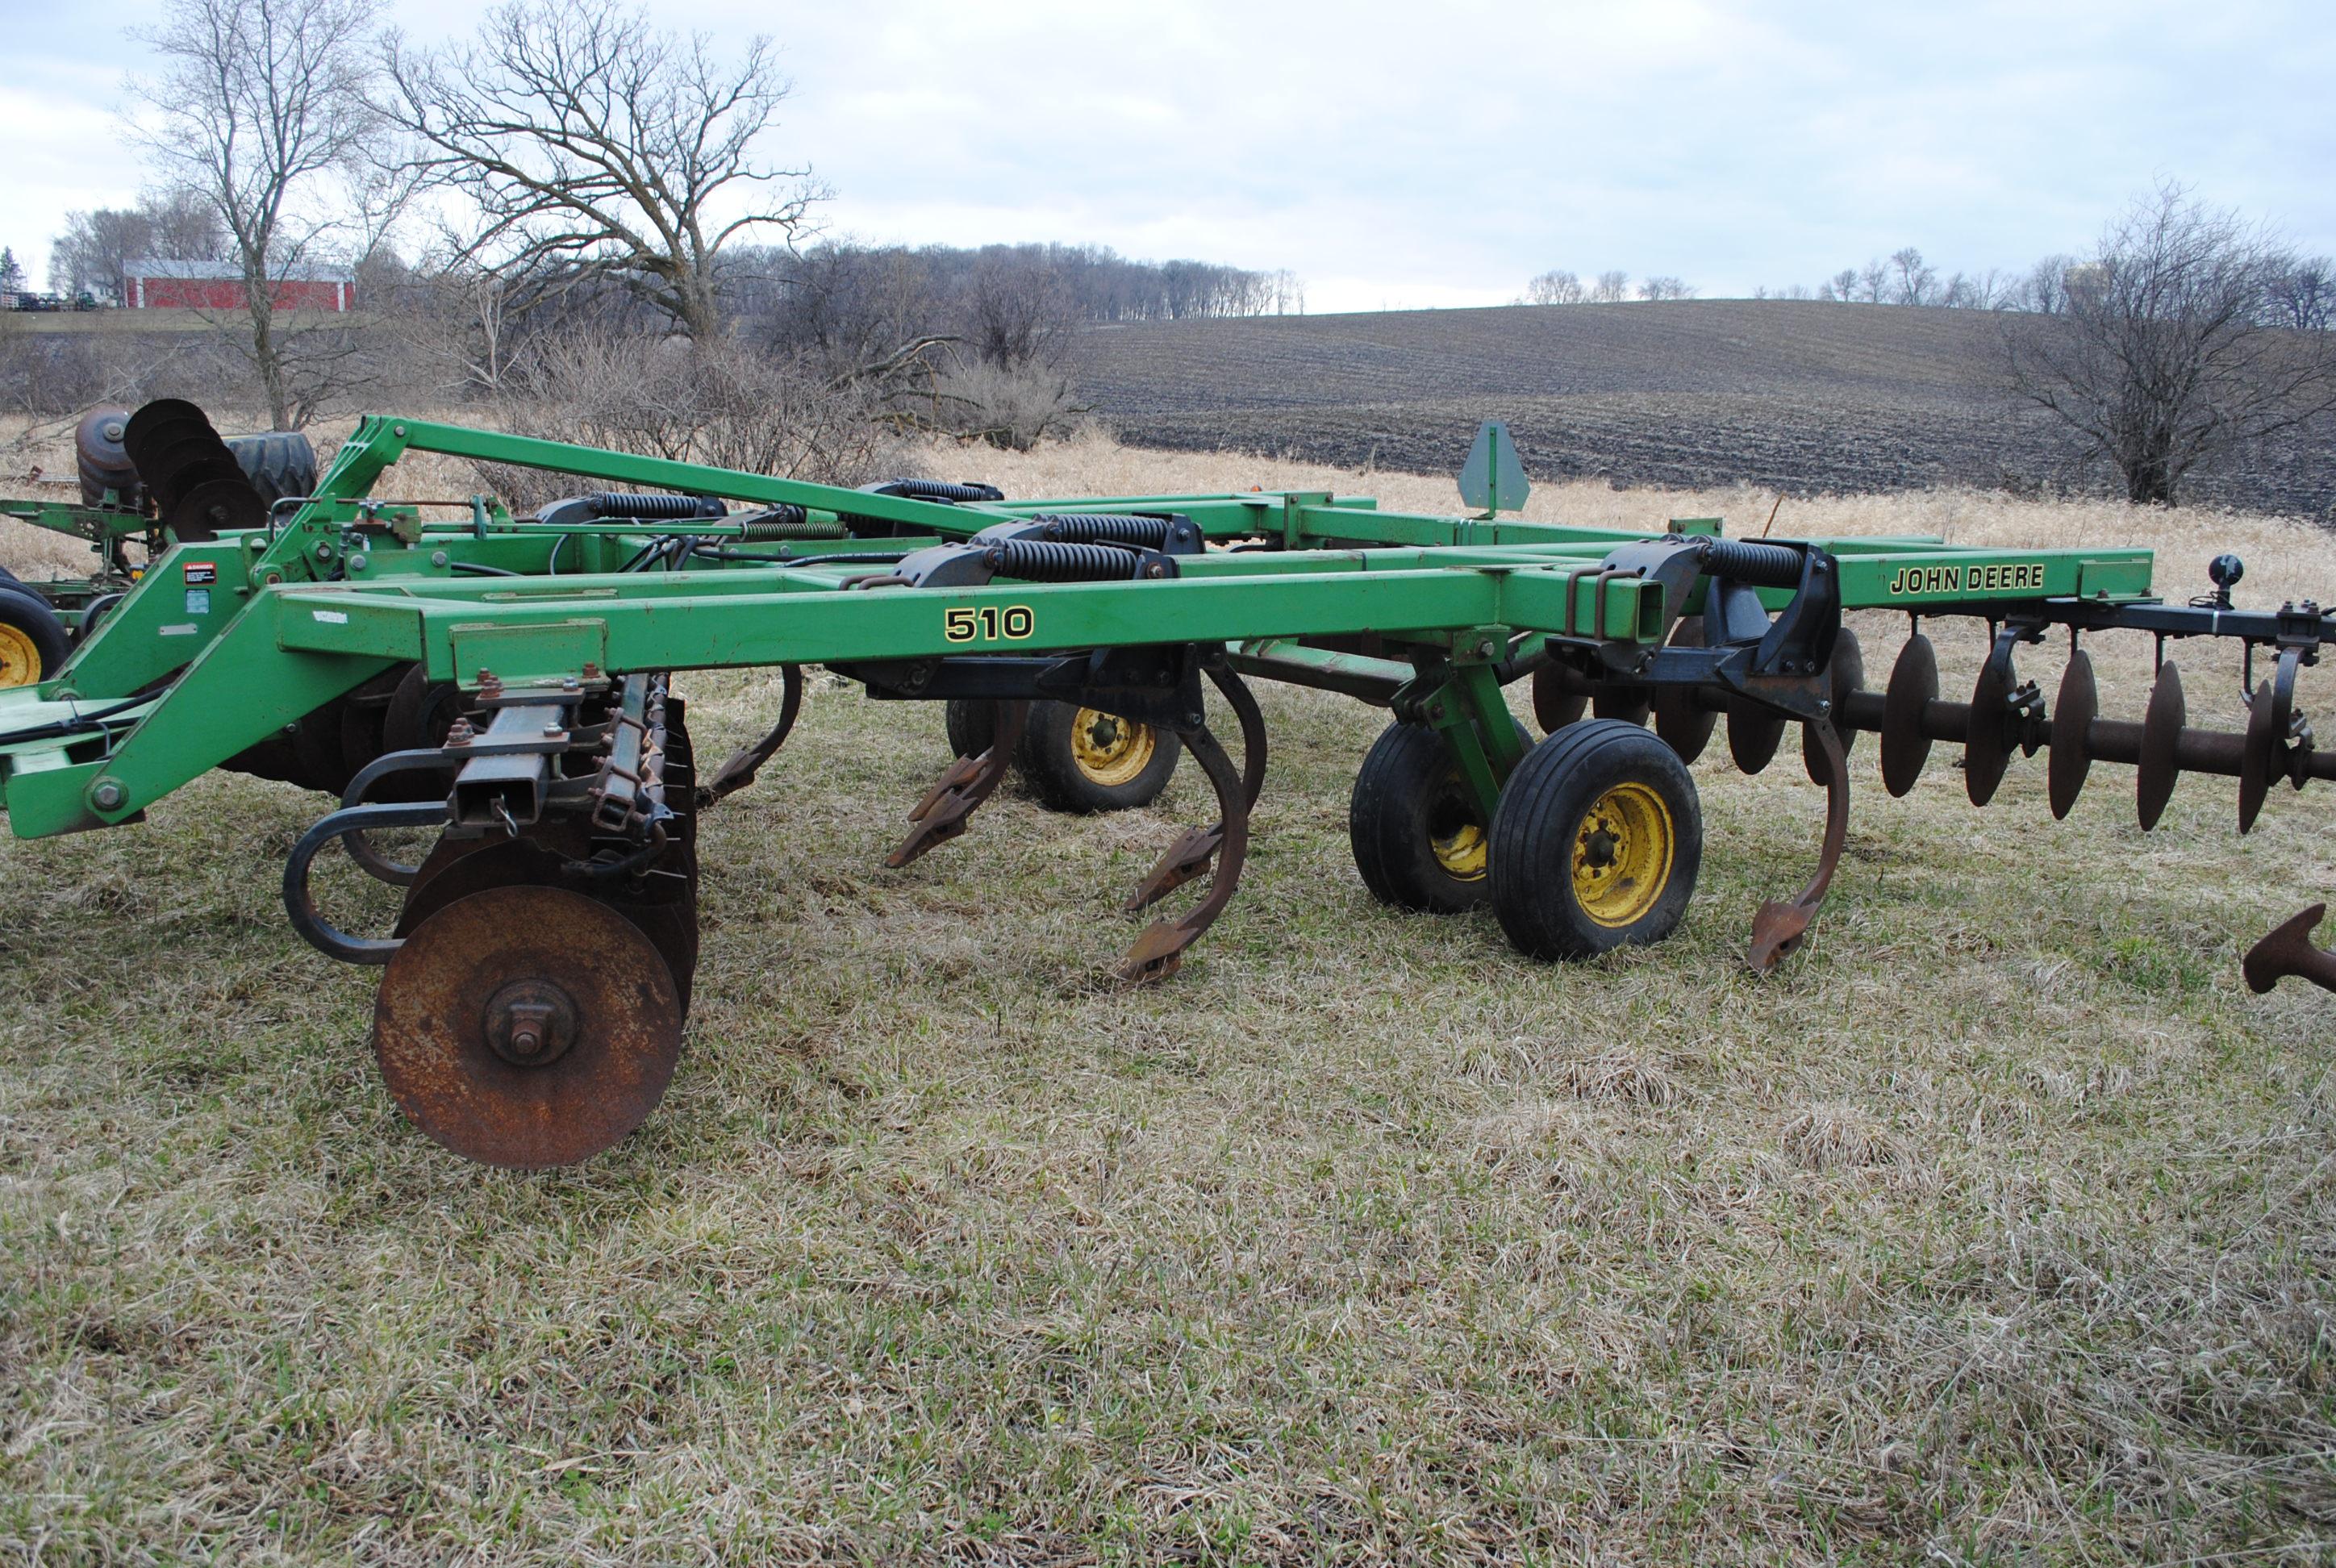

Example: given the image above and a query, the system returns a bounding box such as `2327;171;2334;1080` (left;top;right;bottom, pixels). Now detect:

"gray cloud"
2;0;2329;311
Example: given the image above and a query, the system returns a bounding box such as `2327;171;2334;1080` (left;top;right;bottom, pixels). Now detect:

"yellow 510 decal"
944;605;1037;644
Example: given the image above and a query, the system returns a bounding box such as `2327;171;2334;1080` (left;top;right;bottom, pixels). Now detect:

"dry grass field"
5;423;2336;1563
1074;301;2336;521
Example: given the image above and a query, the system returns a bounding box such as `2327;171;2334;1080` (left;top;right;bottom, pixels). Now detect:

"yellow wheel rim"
0;622;41;689
1571;782;1674;928
1069;708;1157;788
1427;770;1490;881
1430;819;1487;878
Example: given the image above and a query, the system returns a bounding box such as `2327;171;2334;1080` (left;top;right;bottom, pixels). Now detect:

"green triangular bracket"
1458;420;1529;517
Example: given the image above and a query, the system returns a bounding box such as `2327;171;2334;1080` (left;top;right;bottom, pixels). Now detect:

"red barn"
125;260;351;312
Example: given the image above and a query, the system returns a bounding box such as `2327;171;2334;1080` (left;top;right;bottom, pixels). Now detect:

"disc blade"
1804;626;1866;783
1532;662;1589;734
2241;676;2276;835
1965;642;2017;807
1727;700;1787;774
2047;650;2096;820
395;834;698;1017
374;884;682;1168
1880;634;1938;799
2138;662;2185;831
1591;684;1652;727
1652;615;1717;763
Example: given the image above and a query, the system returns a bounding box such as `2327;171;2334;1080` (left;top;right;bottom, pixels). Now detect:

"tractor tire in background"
1017;701;1182;813
943;697;997;761
1488;719;1702;960
943;698;1182;812
1349;717;1533;913
0;583;71;689
223;430;319;508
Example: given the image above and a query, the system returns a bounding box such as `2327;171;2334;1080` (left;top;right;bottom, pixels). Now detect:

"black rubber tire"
1017;700;1182;812
1490;719;1702;960
223;430;318;507
944;697;997;759
1349;717;1531;913
0;585;72;689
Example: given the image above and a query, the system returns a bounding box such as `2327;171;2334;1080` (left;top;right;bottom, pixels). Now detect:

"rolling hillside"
1074;299;2336;518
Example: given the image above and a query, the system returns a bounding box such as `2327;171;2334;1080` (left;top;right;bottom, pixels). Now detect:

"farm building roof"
123;258;352;282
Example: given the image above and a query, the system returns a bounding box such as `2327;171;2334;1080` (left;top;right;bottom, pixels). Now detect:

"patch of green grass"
5;641;2336;1564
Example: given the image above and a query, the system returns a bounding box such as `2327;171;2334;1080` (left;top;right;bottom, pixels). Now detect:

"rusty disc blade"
1965;642;2017;807
396;834;698;1016
2047;650;2096;820
2240;676;2278;835
1532;662;1590;734
1727;700;1787;774
1880;634;1938;799
2137;661;2185;831
1591;683;1653;727
374;884;682;1168
1804;626;1865;783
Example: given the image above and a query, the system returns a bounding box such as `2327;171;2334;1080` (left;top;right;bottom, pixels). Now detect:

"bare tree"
383;0;825;340
966;254;1074;370
1590;269;1629;304
2017;254;2073;315
1888;247;1937;307
49;190;227;302
1636;275;1694;302
2266;258;2334;332
132;0;382;427
1523;269;1584;306
2006;181;2336;505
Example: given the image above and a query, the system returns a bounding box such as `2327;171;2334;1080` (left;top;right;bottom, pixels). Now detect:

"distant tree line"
1746;242;2334;329
14;0;1299;452
1520;269;1694;305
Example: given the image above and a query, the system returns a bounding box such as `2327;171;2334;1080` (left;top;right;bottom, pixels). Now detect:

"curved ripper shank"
1126;665;1269;913
1116;720;1252;985
886;700;1031;868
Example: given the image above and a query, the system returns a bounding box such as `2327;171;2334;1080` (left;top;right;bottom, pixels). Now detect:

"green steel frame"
0;413;2163;844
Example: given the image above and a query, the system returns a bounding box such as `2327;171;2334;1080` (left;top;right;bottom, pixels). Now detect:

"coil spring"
1029;512;1171;547
588;491;723;520
736;507;848;540
881;477;1006;504
981;540;1149;582
1697;537;1805;589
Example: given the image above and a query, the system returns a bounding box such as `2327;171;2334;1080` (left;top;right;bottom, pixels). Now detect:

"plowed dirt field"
1075;298;2336;518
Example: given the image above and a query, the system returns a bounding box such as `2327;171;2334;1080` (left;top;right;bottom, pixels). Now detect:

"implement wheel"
943;697;998;761
1023;702;1180;811
0;586;70;689
949;699;1181;811
1349;718;1528;913
1490;719;1701;959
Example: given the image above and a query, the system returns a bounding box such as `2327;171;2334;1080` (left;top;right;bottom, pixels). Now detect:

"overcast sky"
2;0;2330;314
